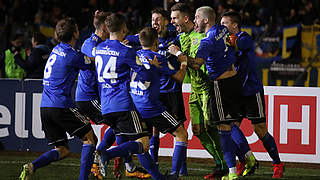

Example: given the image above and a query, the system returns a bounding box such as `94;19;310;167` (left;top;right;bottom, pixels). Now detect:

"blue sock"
79;144;95;180
261;132;281;164
32;149;60;172
232;139;246;163
105;141;143;161
97;128;115;151
231;124;251;157
97;128;116;165
171;141;187;175
219;130;236;168
115;135;132;163
137;152;164;180
116;135;130;145
179;160;188;176
149;135;160;163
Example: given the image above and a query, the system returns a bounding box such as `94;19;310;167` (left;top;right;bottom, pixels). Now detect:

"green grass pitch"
1;152;320;180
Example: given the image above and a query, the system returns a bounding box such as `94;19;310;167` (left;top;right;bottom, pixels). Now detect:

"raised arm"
168;44;205;70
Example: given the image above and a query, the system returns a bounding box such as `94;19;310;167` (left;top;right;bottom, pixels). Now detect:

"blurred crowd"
0;0;319;79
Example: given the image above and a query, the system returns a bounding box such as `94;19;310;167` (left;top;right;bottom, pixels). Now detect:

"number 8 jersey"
41;42;92;108
95;39;150;115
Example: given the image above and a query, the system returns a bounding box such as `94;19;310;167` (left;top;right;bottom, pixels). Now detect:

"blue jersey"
235;31;263;96
196;24;237;80
76;33;102;101
41;42;92;108
125;34;141;50
95;39;151;115
131;49;177;118
126;31;181;93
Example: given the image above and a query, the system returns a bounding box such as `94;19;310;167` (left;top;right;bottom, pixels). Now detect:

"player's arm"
156;54;186;83
171;62;187;82
236;32;254;51
168;44;205;70
74;53;93;70
125;34;141;49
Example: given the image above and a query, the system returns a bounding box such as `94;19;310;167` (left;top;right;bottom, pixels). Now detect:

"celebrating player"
94;13;177;180
170;3;228;179
132;26;188;177
125;8;188;174
19;18;97;180
169;6;244;180
221;10;283;178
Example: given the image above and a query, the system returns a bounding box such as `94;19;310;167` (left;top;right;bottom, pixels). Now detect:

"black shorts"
40;107;93;146
159;91;187;122
76;100;103;124
209;74;242;124
102;111;151;141
240;90;266;124
144;111;182;134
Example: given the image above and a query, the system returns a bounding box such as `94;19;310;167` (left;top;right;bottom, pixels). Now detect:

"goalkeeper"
170;3;228;179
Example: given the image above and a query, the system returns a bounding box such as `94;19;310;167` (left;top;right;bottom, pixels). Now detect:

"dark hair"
151;8;170;21
93;11;111;29
139;27;158;48
32;32;47;45
221;10;242;29
105;13;126;33
11;33;24;41
170;3;192;18
55;18;77;43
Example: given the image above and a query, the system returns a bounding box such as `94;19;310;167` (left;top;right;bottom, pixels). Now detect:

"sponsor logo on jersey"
96;46;120;56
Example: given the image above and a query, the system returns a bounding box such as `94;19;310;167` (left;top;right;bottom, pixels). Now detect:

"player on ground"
132;27;188;177
19;18;97;180
169;6;243;180
170;3;228;179
95;13;177;180
221;10;283;178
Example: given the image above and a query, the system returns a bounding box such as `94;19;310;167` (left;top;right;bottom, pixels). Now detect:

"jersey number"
130;71;150;90
43;54;57;79
96;55;118;83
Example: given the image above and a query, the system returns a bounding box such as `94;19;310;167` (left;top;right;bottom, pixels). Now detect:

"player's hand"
95;10;100;16
226;33;237;47
168;44;181;55
146;55;162;68
122;39;129;45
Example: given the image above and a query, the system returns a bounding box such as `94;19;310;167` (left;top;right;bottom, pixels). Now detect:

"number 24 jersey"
95;39;151;115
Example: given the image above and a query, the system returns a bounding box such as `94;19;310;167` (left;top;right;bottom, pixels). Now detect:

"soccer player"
132;26;188;177
95;13;176;180
170;3;228;179
77;10;115;179
221;10;283;178
169;6;243;180
79;10;150;179
125;8;188;175
19;18;97;180
151;8;188;175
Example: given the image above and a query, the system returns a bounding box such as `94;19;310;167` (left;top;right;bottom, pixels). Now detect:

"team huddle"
19;2;284;180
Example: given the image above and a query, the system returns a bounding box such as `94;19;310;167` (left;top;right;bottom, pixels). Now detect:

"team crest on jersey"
92;35;98;42
193;38;198;45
